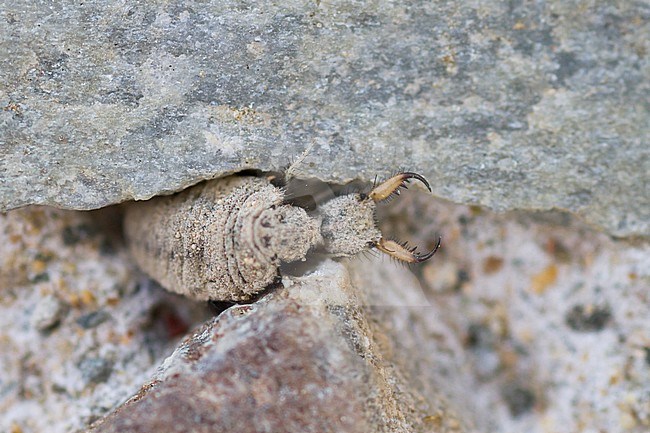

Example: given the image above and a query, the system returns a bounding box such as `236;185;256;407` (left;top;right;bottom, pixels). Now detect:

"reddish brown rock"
87;261;473;433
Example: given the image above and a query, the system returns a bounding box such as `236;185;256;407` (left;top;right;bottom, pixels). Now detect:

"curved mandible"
367;172;440;263
368;172;431;202
375;237;442;264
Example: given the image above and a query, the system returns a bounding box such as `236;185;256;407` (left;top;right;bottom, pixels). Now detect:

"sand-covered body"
124;176;320;301
124;173;436;301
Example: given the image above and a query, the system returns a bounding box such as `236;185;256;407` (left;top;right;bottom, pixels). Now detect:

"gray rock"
1;1;648;237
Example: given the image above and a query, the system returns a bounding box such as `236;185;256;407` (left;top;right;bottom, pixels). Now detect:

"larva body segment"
124;176;321;301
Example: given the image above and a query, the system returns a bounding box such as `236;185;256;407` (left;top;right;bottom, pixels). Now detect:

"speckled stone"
365;190;650;433
0;207;211;433
1;1;648;238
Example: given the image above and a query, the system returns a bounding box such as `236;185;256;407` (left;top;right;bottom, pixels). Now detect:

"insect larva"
124;172;440;301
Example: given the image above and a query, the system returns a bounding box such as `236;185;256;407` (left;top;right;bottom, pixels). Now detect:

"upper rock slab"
1;1;648;237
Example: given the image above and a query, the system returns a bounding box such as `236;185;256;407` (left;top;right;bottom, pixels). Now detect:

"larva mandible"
124;172;440;301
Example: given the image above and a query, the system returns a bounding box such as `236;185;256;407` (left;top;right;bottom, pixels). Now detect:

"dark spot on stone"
51;383;68;394
34;251;55;262
99;239;116;255
76;310;110;329
453;269;470;292
502;384;536;417
555;51;582;85
545;238;572;263
62;227;79;245
5;12;17;24
78;357;114;384
62;223;98;245
565;304;612;332
644;347;650;366
130;105;189;140
466;323;496;349
97;76;144;107
483;256;504;274
160;306;190;339
465;324;481;348
511;21;554;56
31;272;50;283
568;188;593;206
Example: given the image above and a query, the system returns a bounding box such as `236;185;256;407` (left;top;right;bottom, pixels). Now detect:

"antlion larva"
124;172;441;301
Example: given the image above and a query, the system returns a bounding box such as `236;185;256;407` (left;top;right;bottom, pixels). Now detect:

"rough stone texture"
1;1;648;238
1;188;648;432
87;260;475;433
0;207;211;433
83;189;650;433
369;190;650;432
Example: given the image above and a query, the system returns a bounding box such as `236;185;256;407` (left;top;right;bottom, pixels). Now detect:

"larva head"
255;205;322;263
319;194;381;257
320;172;441;263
